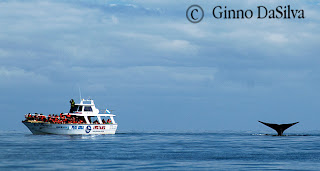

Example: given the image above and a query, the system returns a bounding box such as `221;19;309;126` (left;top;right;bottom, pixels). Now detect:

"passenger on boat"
25;113;31;120
39;114;45;121
55;116;58;122
69;99;75;113
107;119;111;124
102;119;106;124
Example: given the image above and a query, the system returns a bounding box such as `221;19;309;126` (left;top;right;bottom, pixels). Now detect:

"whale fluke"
258;121;299;136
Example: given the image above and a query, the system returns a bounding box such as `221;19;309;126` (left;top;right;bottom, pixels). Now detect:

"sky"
0;0;319;132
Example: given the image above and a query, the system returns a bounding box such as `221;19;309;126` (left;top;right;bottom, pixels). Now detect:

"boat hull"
22;121;117;135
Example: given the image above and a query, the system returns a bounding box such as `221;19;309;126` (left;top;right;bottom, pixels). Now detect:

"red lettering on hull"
93;126;106;129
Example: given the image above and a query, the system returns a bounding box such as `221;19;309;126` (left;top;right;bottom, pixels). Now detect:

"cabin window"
84;106;92;111
77;106;83;112
83;101;92;104
91;116;98;124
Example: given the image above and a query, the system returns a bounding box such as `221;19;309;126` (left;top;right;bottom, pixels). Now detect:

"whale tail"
258;121;299;136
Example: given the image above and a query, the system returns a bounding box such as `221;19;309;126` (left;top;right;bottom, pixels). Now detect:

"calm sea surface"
1;130;320;170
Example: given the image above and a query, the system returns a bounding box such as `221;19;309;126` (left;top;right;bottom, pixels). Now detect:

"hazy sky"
1;0;319;132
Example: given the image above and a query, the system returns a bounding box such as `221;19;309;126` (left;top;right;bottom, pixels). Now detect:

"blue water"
1;131;320;170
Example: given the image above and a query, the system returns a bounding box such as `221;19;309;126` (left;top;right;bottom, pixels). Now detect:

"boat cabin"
69;99;116;125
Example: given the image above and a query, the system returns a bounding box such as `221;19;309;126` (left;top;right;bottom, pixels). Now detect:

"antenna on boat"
79;87;82;101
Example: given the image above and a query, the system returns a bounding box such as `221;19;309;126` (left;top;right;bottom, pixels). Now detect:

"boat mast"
79;87;82;101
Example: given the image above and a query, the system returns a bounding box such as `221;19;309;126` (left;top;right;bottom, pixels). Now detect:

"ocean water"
1;131;320;170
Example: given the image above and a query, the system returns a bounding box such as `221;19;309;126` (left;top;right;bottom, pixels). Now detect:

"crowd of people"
24;113;112;124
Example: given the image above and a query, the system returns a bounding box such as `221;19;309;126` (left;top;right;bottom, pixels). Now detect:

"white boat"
22;99;118;135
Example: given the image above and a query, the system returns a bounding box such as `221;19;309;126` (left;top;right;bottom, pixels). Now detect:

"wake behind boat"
22;99;118;135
